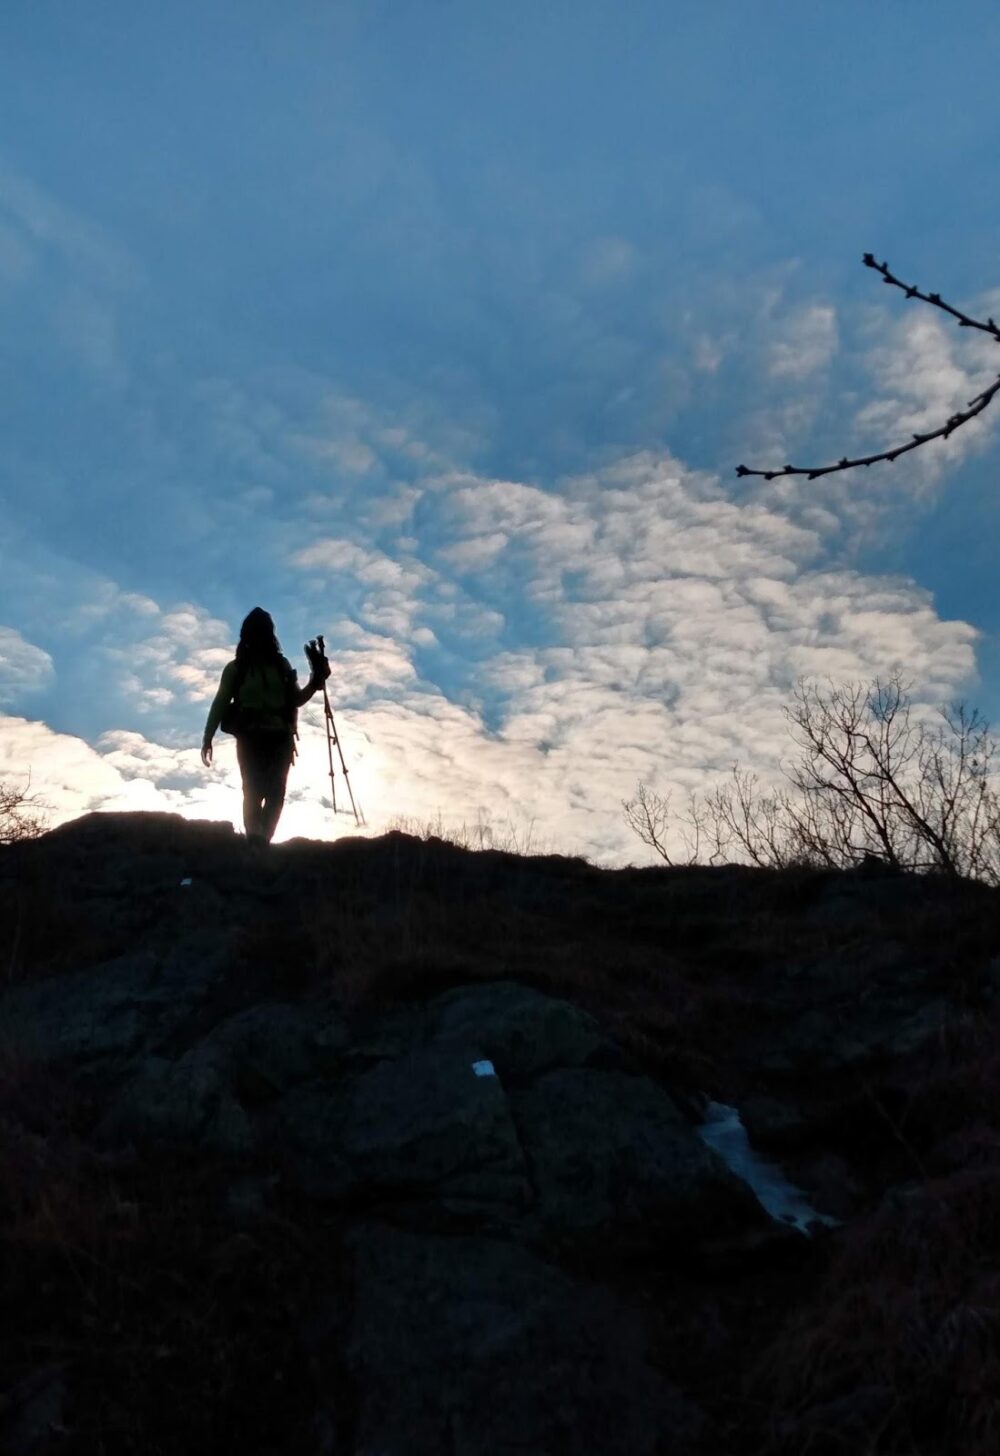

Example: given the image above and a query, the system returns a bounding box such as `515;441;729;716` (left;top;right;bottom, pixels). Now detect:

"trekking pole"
322;684;338;815
316;635;364;827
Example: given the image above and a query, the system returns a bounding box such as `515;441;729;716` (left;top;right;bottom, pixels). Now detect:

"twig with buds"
736;254;1000;482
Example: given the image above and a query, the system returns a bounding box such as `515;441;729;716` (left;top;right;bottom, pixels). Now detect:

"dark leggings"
236;733;293;842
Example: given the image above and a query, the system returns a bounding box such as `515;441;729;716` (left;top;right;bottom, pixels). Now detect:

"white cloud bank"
1;447;980;864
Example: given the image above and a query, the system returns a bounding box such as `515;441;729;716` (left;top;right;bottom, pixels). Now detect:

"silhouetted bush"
626;675;1000;882
0;774;46;846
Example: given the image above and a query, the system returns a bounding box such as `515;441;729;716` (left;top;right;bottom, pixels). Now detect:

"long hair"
235;607;282;666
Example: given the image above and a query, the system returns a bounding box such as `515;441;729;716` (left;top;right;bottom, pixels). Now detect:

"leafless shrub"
622;783;716;866
622;783;675;864
625;675;1000;882
707;765;803;868
0;774;47;846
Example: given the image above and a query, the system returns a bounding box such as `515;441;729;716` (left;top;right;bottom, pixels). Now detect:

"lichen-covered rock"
0;951;217;1073
343;1039;532;1208
269;1040;533;1217
263;1001;777;1252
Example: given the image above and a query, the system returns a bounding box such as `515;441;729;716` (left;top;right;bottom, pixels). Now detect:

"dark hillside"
2;813;1000;1454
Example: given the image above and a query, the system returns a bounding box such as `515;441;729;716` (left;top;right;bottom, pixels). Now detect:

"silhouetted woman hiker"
201;608;330;843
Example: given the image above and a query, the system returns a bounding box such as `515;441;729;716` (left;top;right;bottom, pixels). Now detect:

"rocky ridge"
2;812;999;1454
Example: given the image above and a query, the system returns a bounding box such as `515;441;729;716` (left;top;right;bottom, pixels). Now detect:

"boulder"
423;980;614;1082
269;1039;533;1218
342;1039;531;1211
759;997;950;1080
95;1046;254;1158
267;991;775;1252
0;951;217;1074
513;1067;771;1255
205;1000;350;1103
263;1080;356;1199
335;1224;704;1456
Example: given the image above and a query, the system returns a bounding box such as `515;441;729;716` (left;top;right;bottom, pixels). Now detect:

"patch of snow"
179;877;192;887
697;1100;839;1236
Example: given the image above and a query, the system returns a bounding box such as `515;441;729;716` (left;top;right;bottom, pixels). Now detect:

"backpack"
220;655;298;738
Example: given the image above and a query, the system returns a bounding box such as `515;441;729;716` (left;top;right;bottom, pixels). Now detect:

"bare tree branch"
0;773;47;845
622;783;674;864
736;254;1000;482
863;254;1000;341
621;783;709;866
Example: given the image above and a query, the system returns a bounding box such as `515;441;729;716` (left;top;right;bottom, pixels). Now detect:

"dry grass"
0;1048;347;1454
748;1016;1000;1456
384;810;548;857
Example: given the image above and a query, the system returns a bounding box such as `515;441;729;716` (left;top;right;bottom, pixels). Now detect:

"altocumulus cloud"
0;439;984;861
270;446;977;860
0;627;54;703
851;304;1000;499
754;282;1000;543
420;452;975;855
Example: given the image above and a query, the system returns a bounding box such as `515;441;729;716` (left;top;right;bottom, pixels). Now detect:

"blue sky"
2;0;1000;858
